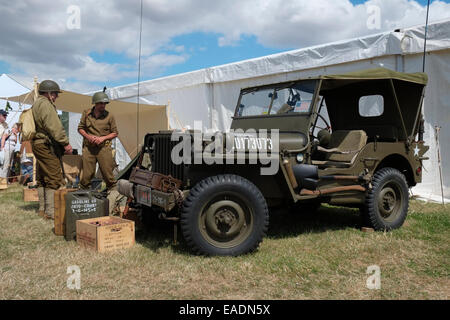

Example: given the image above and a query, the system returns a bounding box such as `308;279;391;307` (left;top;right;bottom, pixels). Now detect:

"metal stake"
434;126;445;205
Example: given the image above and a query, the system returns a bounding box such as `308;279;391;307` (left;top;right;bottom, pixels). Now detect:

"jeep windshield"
236;80;317;117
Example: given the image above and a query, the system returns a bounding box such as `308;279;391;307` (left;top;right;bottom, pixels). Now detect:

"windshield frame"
233;79;320;119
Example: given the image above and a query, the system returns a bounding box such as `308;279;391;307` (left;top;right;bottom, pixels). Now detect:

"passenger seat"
312;130;368;168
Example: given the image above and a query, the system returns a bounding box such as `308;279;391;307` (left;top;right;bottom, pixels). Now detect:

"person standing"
78;91;118;191
0;123;19;179
0;110;8;187
32;80;73;220
19;140;34;185
0;109;8;139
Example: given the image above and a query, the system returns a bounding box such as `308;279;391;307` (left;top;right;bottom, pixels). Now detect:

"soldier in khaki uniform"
32;80;73;219
78;92;118;190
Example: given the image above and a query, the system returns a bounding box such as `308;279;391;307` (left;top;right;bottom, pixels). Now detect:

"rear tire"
181;174;269;256
363;167;409;230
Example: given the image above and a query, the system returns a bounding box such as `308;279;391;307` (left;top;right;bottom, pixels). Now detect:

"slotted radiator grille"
151;134;184;181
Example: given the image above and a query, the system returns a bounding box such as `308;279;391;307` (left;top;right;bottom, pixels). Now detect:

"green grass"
0;184;448;300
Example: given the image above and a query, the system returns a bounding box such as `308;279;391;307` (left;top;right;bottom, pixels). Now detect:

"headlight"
296;153;304;163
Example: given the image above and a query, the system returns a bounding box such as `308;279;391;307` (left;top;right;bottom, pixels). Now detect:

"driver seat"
312;130;367;168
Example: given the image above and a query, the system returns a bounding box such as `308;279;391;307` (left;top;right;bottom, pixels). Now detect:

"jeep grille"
151;134;184;181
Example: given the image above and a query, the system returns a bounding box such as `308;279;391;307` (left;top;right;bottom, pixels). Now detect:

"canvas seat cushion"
324;130;367;162
311;130;367;168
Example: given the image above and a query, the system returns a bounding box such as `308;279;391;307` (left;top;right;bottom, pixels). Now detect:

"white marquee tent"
107;19;450;202
0;74;32;127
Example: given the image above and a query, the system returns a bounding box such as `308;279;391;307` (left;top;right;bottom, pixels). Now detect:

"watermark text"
67;265;81;290
67;5;81;30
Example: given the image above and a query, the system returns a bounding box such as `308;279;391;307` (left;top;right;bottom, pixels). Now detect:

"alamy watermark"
367;5;381;30
366;265;381;290
67;5;81;30
170;121;280;175
67;265;81;290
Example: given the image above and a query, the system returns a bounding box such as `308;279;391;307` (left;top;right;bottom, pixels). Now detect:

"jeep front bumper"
118;179;188;212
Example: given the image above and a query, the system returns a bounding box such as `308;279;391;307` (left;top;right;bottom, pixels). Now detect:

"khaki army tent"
1;87;168;159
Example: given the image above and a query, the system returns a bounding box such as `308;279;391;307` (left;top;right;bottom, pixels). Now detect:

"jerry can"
65;190;109;241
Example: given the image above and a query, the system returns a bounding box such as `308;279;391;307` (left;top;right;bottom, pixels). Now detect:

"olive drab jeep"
117;68;429;256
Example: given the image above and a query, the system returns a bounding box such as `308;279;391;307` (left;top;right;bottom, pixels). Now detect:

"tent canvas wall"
107;19;450;202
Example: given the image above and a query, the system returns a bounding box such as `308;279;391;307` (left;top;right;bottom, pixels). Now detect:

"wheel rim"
199;193;253;249
377;182;403;222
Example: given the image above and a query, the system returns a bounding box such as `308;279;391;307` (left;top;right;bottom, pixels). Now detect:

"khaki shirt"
32;96;69;146
78;107;118;146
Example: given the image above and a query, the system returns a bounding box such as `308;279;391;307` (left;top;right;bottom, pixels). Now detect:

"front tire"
181;174;269;256
363;167;409;230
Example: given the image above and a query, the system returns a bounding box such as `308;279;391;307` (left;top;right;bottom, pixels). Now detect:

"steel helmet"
92;92;110;104
38;80;61;93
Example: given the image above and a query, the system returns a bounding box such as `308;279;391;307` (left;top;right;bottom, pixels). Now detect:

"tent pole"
33;76;38;101
136;0;143;154
167;100;170;129
434;126;445;205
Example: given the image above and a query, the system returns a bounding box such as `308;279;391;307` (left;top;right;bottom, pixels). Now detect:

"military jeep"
118;68;429;256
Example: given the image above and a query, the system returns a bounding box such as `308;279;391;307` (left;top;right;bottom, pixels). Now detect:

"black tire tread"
180;174;269;256
364;167;409;231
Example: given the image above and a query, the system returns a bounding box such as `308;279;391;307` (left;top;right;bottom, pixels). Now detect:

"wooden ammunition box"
54;189;78;236
0;177;8;190
76;216;135;253
23;187;39;202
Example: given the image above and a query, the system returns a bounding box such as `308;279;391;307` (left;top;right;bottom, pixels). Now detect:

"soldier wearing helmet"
32;80;73;220
78;91;118;191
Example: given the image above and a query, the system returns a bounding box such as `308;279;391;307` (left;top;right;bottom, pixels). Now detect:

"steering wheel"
310;112;331;139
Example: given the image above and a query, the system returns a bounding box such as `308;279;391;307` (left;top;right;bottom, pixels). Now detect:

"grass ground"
0;184;448;300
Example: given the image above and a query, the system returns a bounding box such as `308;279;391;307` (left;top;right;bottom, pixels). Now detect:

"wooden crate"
54;188;78;236
0;177;7;190
23;187;39;202
76;216;135;253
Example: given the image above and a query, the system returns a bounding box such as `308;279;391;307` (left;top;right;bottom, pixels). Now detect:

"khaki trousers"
80;144;116;189
31;142;65;190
